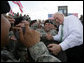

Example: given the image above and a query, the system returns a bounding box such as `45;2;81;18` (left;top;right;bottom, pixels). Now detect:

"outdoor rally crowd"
1;1;83;62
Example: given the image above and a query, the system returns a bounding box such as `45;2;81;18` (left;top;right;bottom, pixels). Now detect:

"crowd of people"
1;1;83;62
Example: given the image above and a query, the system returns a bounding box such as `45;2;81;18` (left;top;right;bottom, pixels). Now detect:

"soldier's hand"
46;33;53;40
13;21;40;48
5;15;15;23
47;44;62;55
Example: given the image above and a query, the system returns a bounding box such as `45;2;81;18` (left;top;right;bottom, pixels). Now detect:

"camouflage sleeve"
28;42;61;62
50;29;57;36
1;50;19;62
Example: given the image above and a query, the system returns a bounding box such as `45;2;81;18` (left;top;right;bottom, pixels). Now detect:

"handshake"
13;21;40;48
46;33;54;40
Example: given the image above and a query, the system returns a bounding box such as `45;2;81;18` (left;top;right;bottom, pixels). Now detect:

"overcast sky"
8;1;83;20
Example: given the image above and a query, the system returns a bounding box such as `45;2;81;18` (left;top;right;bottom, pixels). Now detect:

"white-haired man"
46;12;83;62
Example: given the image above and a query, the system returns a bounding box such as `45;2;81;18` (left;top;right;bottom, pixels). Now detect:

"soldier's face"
44;23;51;31
1;14;11;47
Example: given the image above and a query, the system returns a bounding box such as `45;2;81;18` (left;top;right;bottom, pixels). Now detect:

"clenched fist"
13;21;40;48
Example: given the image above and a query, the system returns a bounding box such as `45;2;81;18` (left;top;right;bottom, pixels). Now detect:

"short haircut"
14;17;24;26
53;12;64;17
1;1;10;14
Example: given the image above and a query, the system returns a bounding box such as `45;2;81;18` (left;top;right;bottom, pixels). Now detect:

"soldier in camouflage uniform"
37;19;67;62
36;19;58;45
30;20;39;30
11;17;29;62
1;1;61;62
1;15;29;62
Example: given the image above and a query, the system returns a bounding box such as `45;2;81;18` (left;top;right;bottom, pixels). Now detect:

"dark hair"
14;17;24;26
1;1;10;14
30;20;37;26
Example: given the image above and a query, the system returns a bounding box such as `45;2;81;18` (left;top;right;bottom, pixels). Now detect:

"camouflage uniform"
1;31;29;62
36;28;58;45
1;42;61;62
29;42;61;62
1;31;18;62
49;29;58;36
37;28;46;37
1;31;61;62
37;28;67;62
30;23;39;30
37;28;57;37
1;48;19;62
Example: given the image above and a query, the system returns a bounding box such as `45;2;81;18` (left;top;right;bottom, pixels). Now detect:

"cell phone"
9;23;14;31
13;27;25;40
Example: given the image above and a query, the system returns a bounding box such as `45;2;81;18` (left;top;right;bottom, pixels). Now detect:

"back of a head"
1;1;11;47
14;17;24;26
1;1;10;14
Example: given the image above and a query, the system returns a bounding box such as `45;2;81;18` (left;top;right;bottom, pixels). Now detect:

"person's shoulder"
50;29;56;32
37;28;42;32
37;28;45;32
50;29;57;35
1;49;18;62
67;15;77;19
64;15;78;23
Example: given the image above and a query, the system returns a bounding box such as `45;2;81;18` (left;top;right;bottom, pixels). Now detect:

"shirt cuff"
59;41;69;51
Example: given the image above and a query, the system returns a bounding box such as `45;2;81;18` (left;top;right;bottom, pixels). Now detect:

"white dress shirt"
53;15;83;51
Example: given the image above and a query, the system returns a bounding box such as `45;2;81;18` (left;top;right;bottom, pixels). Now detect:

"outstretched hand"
47;44;62;55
